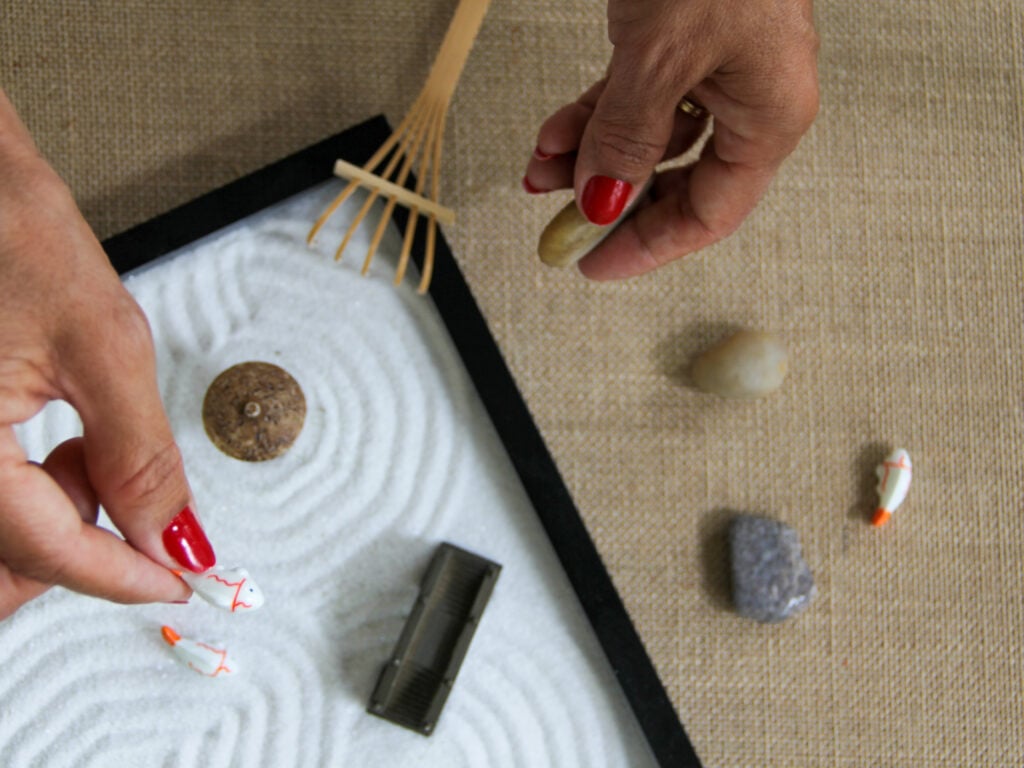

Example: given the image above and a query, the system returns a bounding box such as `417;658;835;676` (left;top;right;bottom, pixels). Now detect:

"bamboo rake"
308;0;491;294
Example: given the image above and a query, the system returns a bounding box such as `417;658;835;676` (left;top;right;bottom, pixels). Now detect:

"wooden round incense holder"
202;361;306;462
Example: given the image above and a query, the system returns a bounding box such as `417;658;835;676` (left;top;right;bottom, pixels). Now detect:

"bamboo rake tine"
335;161;414;263
335;134;417;260
309;138;400;246
395;177;423;284
308;178;362;244
361;196;398;275
416;199;438;294
360;100;438;275
395;109;442;284
362;92;430;175
335;191;381;261
338;98;435;264
389;98;438;191
396;209;420;285
379;98;432;184
308;94;427;244
431;108;447;199
394;187;428;285
372;97;428;182
418;217;437;294
417;106;448;294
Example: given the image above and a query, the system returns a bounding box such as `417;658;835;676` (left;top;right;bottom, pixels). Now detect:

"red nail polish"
533;146;555;161
581;175;633;225
522;176;545;195
162;506;216;573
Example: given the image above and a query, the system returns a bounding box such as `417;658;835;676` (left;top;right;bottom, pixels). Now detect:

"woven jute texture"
3;1;1022;764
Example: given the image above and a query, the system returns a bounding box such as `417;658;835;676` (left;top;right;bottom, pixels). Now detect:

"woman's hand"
524;0;820;279
0;91;215;620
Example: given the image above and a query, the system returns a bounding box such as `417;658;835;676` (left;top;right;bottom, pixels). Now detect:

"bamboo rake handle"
421;0;491;105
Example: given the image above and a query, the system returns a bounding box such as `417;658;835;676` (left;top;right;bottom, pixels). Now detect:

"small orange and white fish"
161;625;236;678
873;448;912;527
175;566;265;612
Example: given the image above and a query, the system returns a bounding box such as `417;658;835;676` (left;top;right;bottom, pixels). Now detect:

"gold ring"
678;96;709;120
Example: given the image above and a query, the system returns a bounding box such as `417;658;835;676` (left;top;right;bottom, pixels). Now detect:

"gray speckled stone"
730;515;815;623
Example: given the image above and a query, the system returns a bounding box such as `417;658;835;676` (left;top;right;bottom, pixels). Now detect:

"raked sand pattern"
2;184;656;767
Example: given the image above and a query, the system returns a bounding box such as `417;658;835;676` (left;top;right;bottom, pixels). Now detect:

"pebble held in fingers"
537;180;653;268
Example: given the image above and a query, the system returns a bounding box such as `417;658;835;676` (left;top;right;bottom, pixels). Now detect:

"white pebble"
691;329;788;399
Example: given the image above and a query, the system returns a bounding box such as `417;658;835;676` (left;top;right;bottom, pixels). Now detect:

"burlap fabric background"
2;1;1022;764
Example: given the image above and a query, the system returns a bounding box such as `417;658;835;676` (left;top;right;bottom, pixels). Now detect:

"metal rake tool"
308;0;491;294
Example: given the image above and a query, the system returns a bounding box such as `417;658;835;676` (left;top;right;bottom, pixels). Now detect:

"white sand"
1;183;656;767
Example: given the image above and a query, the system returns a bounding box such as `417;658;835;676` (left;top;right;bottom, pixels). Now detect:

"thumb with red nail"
524;0;820;280
0;89;215;620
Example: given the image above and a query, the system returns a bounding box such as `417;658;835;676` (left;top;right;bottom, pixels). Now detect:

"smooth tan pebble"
691;330;789;399
537;178;653;268
537;197;615;268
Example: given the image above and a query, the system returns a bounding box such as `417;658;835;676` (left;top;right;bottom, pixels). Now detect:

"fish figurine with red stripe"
161;625;236;678
873;448;912;527
175;565;265;612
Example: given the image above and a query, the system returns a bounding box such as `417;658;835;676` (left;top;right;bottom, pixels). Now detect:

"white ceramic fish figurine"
175;565;265;612
873;448;912;526
161;625;236;678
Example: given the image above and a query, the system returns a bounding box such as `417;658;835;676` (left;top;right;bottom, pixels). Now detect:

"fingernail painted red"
522;176;545;195
162;506;216;573
533;146;555;161
581;175;632;225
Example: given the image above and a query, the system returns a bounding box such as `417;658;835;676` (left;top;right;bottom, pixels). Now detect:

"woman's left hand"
524;0;820;280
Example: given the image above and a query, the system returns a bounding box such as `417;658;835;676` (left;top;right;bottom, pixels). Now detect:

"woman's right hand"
0;90;216;621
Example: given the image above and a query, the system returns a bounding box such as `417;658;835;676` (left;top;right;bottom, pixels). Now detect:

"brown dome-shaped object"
202;362;306;462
